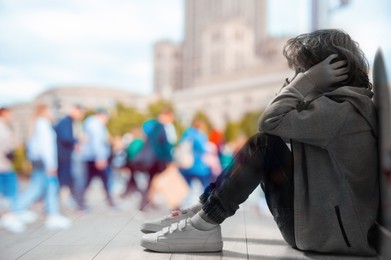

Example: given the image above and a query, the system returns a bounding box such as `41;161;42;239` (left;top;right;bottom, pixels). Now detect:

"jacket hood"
324;86;377;137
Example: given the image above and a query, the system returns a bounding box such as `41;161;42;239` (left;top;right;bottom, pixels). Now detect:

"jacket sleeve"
259;73;351;148
37;119;58;171
90;121;109;161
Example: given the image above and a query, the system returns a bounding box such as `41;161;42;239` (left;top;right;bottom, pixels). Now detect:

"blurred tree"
12;145;32;176
224;121;241;142
147;99;174;118
240;110;263;137
223;109;264;142
107;103;147;136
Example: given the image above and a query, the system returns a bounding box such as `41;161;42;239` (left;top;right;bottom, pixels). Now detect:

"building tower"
182;0;268;90
153;40;183;98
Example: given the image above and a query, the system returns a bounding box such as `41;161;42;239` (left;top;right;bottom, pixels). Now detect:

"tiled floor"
0;179;380;260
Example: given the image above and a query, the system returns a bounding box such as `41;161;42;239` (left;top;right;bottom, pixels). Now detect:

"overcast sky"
0;0;390;106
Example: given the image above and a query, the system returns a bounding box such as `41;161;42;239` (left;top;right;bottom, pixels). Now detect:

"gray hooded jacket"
260;73;379;256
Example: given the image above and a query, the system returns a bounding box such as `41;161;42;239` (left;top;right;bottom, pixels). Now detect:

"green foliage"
12;145;31;175
240;111;263;137
223;109;264;142
224;121;241;142
147;99;174;118
107;103;148;136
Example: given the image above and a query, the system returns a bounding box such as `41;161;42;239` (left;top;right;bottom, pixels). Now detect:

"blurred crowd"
0;103;245;234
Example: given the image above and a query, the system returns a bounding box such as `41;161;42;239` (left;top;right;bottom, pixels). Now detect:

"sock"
189;202;203;213
190;210;218;231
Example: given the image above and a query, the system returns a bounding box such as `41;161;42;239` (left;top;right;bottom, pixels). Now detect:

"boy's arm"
259;54;349;148
259;73;350;148
37;120;58;173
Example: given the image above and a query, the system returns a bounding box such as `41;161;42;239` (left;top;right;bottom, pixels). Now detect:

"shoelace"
162;219;188;234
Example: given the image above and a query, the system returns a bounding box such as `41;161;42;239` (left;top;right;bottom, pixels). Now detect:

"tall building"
153;0;292;129
153;41;183;97
182;0;268;89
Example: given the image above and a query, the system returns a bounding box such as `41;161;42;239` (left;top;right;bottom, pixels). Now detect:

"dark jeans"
137;160;167;210
200;133;296;247
58;161;73;189
58;161;74;194
83;161;114;207
58;161;85;209
122;163;141;196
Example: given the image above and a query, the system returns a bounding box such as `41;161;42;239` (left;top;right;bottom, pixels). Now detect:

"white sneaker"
45;214;71;230
16;210;38;224
1;213;26;233
141;218;223;253
141;208;197;233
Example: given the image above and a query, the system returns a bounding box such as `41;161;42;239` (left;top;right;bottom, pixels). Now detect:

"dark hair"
283;29;371;89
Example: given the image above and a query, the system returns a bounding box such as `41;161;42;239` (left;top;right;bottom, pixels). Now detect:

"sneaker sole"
141;240;223;253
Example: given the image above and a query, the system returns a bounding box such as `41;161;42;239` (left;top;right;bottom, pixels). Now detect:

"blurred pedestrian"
208;129;232;169
0;107;25;233
177;119;213;189
121;126;145;198
54;104;85;210
133;110;177;210
81;108;114;208
16;103;71;230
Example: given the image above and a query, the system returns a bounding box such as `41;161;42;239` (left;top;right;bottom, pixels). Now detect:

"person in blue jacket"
178;118;212;189
133;110;177;210
54;104;85;210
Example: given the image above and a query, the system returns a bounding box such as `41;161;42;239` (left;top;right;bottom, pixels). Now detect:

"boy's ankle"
189;202;203;213
190;210;218;231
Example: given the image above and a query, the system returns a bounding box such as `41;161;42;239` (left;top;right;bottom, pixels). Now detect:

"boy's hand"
304;54;349;92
